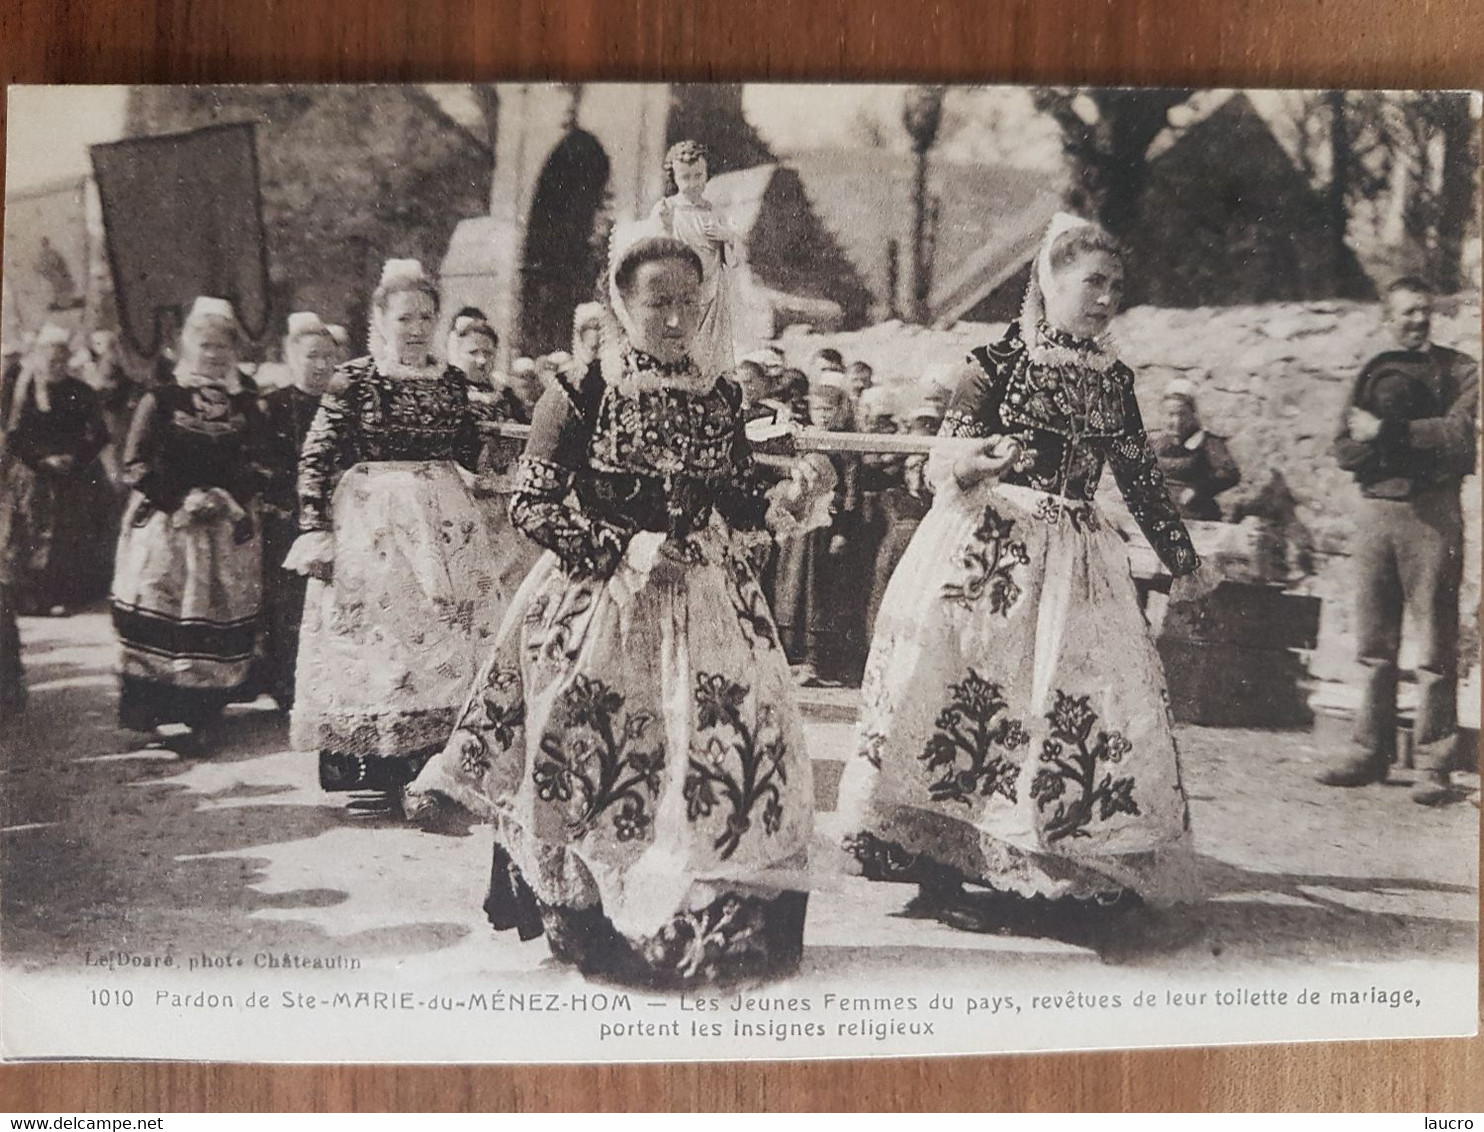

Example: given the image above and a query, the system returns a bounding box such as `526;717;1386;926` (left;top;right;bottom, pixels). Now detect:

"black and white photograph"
0;81;1478;1063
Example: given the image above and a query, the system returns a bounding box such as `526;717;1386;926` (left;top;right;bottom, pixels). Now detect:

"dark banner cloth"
90;122;270;356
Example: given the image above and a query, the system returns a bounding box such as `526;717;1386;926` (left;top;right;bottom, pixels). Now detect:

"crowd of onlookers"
730;343;951;687
0;302;1256;712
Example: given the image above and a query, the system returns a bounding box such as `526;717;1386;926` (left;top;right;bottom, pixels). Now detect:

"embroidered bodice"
510;356;771;580
942;322;1199;575
120;384;267;513
298;357;511;531
261;385;323;516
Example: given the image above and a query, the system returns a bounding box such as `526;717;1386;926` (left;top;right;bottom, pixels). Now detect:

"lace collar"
996;322;1130;440
370;345;446;381
604;347;716;397
1024;318;1120;375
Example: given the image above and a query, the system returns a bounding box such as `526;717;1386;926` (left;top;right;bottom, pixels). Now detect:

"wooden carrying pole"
476;420;1184;594
479;421;974;457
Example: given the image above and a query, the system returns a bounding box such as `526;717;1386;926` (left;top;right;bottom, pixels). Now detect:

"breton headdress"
286;310;329;338
1021;211;1120;373
909;399;944;422
451;311;497;343
858;385;897;419
1163;378;1197;404
1034;212;1093;315
598;218;710;395
379;258;428;288
187;296;239;326
743;347;784;370
20;323;75;411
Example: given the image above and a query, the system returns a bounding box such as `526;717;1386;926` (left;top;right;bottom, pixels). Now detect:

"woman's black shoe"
319;749;368;791
319;750;427;794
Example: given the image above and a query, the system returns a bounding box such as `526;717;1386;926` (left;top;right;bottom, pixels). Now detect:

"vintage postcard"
1;82;1478;1063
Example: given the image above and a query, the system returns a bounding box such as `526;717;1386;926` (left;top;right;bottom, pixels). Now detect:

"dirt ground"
2;611;1478;983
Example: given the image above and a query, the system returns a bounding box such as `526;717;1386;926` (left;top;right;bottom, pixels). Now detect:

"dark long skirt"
772;525;872;683
112;494;262;732
1;460;110;612
254;510;307;711
483;842;808;989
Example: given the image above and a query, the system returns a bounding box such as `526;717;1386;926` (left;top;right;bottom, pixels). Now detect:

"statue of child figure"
651;140;739;376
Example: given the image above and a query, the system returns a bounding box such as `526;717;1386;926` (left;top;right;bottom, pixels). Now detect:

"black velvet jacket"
942;321;1199;576
121;383;267;515
297;357;510;532
509;356;771;580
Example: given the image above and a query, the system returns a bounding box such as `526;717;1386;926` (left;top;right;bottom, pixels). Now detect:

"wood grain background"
1;0;1480;1111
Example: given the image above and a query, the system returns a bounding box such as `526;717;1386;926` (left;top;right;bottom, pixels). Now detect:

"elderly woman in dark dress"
255;311;339;713
0;324;109;616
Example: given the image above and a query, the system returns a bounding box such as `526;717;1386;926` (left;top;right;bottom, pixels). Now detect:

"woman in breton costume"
110;298;268;753
285;260;525;800
837;215;1219;936
0;323;110;617
770;379;865;688
256;311;340;713
571;301;605;371
407;229;828;988
446;309;531;471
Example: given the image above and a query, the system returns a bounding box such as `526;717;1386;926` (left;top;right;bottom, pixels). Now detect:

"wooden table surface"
1;0;1480;1111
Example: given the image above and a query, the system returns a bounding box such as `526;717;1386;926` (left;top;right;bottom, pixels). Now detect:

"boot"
1410;769;1453;806
1410;735;1459;806
902;879;965;920
1314;746;1389;787
160;726;204;758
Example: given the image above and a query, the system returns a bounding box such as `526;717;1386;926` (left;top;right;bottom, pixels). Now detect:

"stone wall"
776;297;1481;682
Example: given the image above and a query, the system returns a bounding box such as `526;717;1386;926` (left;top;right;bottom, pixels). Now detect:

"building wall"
442;83;671;360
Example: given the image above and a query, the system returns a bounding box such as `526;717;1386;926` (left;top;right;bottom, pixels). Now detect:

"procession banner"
90;121;271;356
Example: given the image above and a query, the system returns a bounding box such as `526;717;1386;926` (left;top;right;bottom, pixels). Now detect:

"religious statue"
650;139;739;376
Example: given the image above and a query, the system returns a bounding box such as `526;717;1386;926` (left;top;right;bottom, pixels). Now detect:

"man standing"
1318;277;1478;805
1151;380;1242;521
